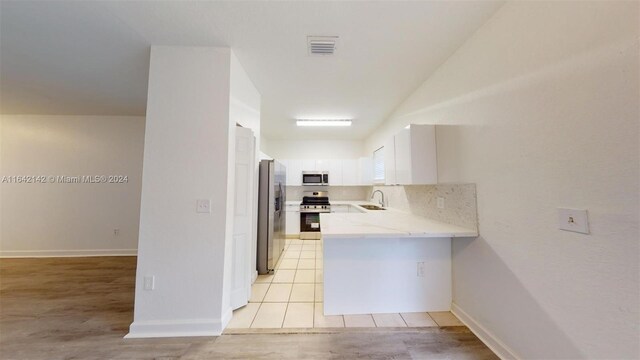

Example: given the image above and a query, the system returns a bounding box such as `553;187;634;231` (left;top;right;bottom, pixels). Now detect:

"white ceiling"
0;1;503;140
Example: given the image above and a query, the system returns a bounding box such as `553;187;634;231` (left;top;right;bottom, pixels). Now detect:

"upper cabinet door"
384;136;397;185
394;128;412;185
358;157;373;185
315;159;329;172
301;160;316;172
342;159;359;186
326;159;343;185
393;124;437;185
286;159;302;186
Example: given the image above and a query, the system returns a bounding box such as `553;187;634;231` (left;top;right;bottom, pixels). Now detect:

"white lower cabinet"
285;209;300;235
330;204;350;213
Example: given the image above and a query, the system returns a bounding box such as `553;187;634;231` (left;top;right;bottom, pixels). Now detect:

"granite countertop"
320;202;478;239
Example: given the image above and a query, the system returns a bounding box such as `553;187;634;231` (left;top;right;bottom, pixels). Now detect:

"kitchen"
246;124;481;328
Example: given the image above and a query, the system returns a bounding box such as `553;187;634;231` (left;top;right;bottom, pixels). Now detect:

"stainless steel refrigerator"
257;159;286;274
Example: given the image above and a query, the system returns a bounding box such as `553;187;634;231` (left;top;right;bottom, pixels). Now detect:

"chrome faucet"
371;190;385;207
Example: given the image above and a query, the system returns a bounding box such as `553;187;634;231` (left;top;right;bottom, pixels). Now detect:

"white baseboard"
0;249;138;258
124;317;225;339
221;306;233;330
451;302;519;360
252;270;258;283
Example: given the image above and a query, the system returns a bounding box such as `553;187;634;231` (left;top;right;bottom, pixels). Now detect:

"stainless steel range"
300;191;330;240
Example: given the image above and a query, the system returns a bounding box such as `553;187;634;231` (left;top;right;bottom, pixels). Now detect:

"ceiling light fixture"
296;119;352;127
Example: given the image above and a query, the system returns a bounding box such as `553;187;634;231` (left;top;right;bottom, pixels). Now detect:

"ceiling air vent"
307;36;338;56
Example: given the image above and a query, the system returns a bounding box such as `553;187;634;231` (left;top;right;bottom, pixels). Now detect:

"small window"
373;147;385;183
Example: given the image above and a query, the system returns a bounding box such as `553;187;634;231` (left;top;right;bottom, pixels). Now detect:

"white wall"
266;139;364;160
365;1;638;359
259;135;270;155
128;46;235;338
0;115;144;257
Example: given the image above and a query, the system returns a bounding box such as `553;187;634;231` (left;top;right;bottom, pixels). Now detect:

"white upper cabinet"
342;159;359;186
392;124;437;185
302;160;316;171
326;160;343;185
278;158;373;186
358;157;373;185
384;136;397;185
285;159;302;186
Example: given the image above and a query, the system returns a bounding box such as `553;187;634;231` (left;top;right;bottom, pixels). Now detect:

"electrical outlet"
417;262;425;277
113;228;120;236
196;199;211;214
558;208;589;234
437;197;445;209
143;276;155;291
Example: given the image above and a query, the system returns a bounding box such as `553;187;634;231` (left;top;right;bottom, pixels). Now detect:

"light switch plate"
558;208;589;234
437;197;445;209
196;199;211;214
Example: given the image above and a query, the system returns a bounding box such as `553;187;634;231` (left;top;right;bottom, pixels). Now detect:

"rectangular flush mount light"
296;119;352;127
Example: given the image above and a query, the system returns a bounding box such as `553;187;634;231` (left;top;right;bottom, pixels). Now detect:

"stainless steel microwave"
302;171;329;186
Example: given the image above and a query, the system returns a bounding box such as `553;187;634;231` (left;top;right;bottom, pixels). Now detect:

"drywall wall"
0;115;144;256
365;1;639;358
259;136;270;155
266;139;365;160
128;46;235;338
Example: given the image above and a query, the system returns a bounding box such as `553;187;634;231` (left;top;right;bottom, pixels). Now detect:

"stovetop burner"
300;191;331;213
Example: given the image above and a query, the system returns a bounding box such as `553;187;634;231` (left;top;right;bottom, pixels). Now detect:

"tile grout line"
399;313;409;327
371;314;378;328
281;262;296;329
248;300;264;328
426;312;440;327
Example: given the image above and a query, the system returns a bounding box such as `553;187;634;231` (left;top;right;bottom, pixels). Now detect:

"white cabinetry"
278;158;373;186
358;157;373;185
342;159;359;186
284;159;302;186
285;204;300;236
331;204;350;213
302;160;316;172
326;160;343;185
384;137;397;185
393;124;437;185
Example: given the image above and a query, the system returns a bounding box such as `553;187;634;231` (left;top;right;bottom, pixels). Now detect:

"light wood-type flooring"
0;256;497;359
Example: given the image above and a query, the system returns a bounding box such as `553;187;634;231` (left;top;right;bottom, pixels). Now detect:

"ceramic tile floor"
227;239;465;329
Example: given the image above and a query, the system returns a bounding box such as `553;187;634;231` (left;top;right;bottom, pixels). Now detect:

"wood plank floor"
0;257;498;359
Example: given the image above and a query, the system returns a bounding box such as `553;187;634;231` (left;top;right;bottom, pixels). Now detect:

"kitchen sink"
359;204;386;211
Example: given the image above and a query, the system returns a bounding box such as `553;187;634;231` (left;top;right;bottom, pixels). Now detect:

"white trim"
252;270;258;283
220;306;233;330
124;317;225;339
451;303;519;360
0;249;137;258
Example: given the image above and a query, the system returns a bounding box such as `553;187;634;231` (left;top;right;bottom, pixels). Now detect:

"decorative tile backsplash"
369;184;478;231
286;186;369;201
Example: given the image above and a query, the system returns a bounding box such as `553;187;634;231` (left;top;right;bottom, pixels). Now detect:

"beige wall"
0;115;145;256
365;1;639;358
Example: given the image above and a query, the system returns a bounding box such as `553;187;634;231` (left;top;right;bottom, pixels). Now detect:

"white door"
231;127;256;310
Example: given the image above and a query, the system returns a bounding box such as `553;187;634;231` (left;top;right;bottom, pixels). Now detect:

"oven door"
302;172;323;186
300;212;321;233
